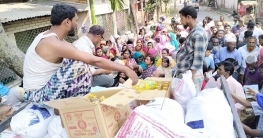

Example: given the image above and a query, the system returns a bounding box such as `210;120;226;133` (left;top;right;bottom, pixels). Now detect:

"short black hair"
246;36;257;41
127;39;134;45
218;61;234;75
215;30;225;35
225;58;238;66
206;44;213;51
51;4;78;26
179;37;186;44
224;24;231;28
247;22;255;28
207;16;213;20
179;6;197;19
88;25;105;35
259;34;263;39
244;30;253;38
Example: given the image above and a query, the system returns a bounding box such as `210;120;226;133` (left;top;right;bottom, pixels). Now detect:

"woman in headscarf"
121;49;137;68
169;33;179;51
153;56;173;78
155;34;165;55
155;48;176;68
133;51;146;70
95;47;108;59
141;55;156;79
134;39;146;56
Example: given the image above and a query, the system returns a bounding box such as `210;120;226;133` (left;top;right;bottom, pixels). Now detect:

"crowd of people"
0;3;263;137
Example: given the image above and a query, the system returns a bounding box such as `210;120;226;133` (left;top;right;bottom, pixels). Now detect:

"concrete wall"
217;0;238;11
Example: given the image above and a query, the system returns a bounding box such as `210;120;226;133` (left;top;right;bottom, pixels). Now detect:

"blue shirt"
214;47;242;69
204;56;215;69
256;93;263;109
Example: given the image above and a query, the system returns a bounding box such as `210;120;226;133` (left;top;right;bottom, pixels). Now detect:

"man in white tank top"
23;4;138;107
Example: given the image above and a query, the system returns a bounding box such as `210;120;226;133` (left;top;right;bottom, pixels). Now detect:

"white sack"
115;105;206;138
10;104;54;138
146;97;185;124
172;71;197;110
46;115;68;138
0;129;20;138
185;88;235;138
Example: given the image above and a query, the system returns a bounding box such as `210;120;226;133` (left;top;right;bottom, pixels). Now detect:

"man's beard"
68;26;75;36
183;23;188;29
248;68;256;73
227;46;233;52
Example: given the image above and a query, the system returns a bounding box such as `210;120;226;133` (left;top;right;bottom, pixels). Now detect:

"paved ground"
160;1;234;32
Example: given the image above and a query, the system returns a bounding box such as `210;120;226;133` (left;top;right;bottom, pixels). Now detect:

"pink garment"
258;48;263;66
217;76;246;113
147;48;157;57
155;42;165;55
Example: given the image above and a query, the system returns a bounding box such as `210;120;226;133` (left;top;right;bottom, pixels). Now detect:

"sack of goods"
185;88;236;138
115;98;205;138
145;97;185;124
44;115;68;138
10;104;54;138
171;71;197;110
0;129;20;138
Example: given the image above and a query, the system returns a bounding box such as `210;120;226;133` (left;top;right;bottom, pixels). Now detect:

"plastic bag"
203;76;220;90
115;105;206;138
10;104;54;138
146;97;185;124
185;88;235;138
46;116;68;138
171;72;197;110
0;129;20;138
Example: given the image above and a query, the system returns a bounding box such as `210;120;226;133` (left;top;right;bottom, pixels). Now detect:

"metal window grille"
125;9;131;31
96;13;114;40
0;60;16;85
116;10;128;35
14;26;78;53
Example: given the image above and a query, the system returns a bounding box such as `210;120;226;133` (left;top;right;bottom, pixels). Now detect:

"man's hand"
247;88;258;97
119;78;125;83
124;67;138;86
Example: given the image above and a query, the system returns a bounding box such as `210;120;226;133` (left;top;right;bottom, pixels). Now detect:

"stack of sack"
115;72;236;138
1;103;68;138
115;98;205;138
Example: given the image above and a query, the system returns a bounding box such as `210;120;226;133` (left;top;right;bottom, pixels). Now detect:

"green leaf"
109;0;127;11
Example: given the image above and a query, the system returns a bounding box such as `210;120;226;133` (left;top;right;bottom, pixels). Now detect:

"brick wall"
2;16;50;34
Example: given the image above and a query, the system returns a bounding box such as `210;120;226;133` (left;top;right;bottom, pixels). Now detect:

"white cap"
226;37;236;42
115;35;120;39
245;55;257;64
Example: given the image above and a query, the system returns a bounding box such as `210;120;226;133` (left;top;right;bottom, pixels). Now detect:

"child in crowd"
204;45;215;72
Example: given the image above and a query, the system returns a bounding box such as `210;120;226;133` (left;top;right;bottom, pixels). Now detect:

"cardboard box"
45;88;143;138
123;77;172;106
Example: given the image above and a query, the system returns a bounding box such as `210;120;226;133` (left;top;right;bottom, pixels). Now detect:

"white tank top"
23;32;62;91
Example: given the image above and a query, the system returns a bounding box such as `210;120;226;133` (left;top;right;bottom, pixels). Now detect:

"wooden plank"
0;101;30;133
220;76;246;137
